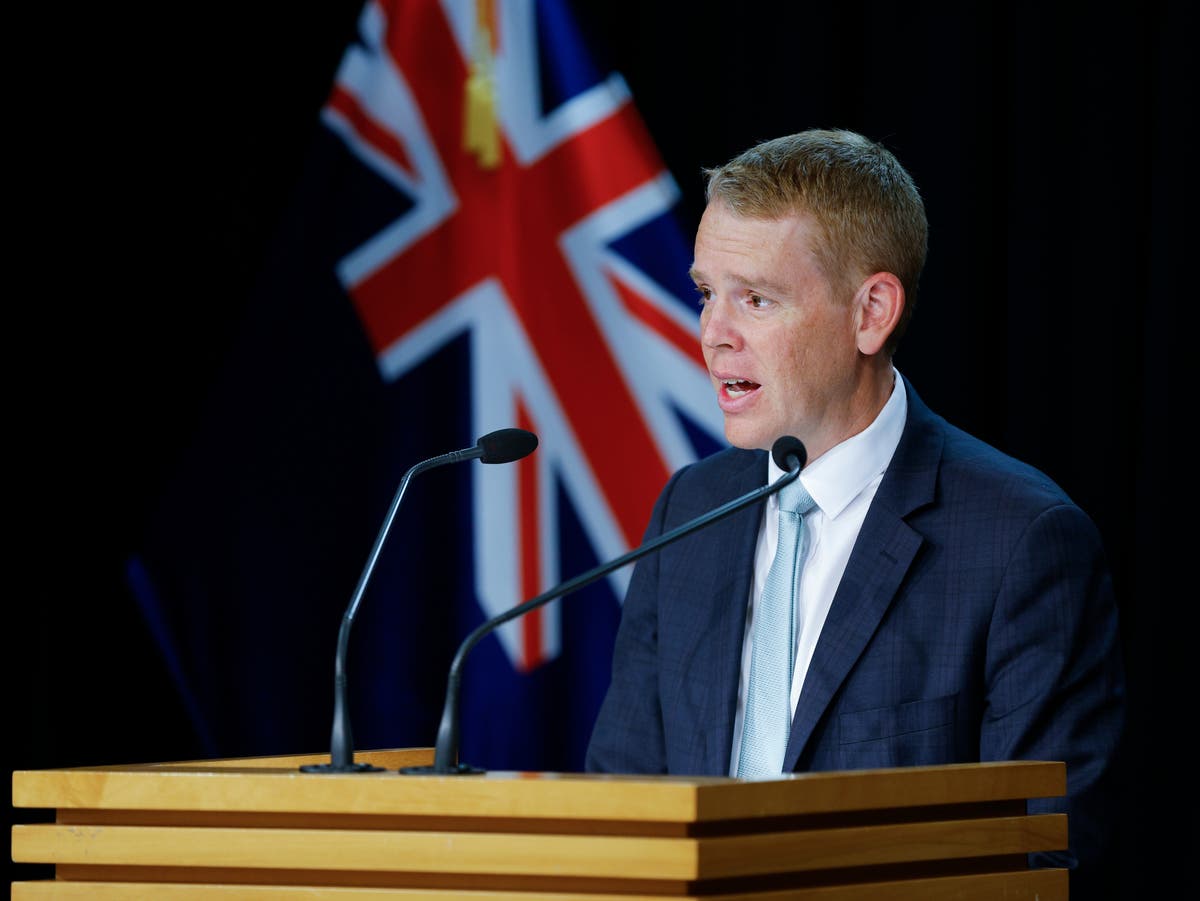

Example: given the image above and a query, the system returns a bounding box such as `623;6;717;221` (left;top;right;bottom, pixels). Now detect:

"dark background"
13;1;1186;895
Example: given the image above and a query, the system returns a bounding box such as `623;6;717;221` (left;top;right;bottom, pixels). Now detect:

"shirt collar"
766;369;907;519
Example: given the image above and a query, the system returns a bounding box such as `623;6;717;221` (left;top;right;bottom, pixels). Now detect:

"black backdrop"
12;1;1187;895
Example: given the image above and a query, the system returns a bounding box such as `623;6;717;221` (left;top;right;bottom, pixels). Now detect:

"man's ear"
854;272;905;356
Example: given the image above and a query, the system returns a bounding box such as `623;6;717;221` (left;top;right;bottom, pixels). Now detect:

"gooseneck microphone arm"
301;428;538;773
404;435;807;776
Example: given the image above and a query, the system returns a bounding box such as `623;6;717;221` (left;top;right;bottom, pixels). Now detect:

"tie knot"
779;479;817;516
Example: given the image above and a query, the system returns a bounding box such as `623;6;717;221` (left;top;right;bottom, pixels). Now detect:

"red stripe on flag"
326;85;415;179
517;400;542;672
610;275;706;369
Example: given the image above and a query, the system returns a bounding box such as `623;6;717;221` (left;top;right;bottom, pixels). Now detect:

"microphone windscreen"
477;428;539;464
771;436;807;472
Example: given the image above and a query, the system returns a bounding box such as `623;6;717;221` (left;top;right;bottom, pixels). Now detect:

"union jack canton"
322;0;723;766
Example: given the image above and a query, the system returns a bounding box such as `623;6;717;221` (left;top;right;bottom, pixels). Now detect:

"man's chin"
723;422;774;453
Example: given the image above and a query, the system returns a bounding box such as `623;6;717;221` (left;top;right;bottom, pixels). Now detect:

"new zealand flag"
131;0;724;772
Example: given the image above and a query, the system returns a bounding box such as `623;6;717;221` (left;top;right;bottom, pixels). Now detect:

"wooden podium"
12;749;1069;899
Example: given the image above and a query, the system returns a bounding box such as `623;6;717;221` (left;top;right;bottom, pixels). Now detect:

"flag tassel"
464;14;500;169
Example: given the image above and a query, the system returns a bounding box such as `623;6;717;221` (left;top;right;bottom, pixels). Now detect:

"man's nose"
701;298;741;351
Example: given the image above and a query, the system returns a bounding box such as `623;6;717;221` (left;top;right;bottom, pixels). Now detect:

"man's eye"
694;286;713;305
749;294;770;309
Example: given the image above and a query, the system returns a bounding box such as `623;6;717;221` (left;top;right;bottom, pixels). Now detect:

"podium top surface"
13;748;1065;823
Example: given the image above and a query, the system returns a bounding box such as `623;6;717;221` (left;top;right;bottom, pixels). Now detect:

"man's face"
691;201;862;455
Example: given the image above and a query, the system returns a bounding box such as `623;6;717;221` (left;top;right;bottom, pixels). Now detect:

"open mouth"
722;378;760;398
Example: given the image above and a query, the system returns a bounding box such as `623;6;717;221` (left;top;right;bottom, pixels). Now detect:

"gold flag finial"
464;0;500;169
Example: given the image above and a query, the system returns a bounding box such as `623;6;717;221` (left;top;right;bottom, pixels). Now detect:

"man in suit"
585;129;1124;894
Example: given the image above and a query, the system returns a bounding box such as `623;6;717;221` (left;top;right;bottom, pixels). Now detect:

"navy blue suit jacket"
586;378;1124;884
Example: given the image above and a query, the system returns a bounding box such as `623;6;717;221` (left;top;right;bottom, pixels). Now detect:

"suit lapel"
783;380;944;770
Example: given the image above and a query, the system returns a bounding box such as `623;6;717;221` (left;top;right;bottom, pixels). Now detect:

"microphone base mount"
299;762;386;774
399;762;485;776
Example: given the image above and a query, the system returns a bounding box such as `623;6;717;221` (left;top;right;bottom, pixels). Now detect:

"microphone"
401;435;807;775
300;427;539;773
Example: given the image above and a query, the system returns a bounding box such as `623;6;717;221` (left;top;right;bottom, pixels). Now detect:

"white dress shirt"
728;372;907;776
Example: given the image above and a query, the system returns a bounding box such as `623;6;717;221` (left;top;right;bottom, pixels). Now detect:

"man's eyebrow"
688;268;790;297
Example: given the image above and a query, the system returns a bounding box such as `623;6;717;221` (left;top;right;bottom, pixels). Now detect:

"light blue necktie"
737;479;817;779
